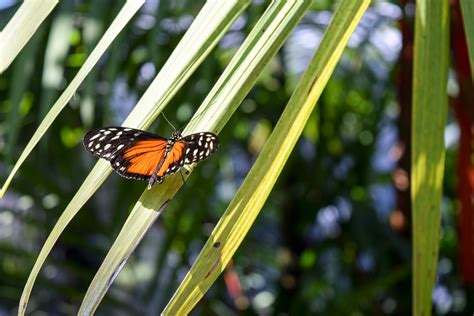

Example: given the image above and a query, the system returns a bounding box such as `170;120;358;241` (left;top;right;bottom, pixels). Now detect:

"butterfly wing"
147;132;219;187
83;128;219;187
83;127;168;180
180;132;219;164
147;140;186;187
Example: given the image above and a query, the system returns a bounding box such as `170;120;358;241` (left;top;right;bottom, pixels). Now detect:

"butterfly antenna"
161;111;177;131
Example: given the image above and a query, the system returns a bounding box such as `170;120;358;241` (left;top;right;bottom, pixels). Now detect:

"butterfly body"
83;127;219;188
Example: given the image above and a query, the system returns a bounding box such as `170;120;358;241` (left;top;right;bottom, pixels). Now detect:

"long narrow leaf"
19;1;249;314
80;0;312;313
411;0;450;315
0;0;58;73
1;0;145;198
460;0;474;78
163;0;370;313
5;24;44;165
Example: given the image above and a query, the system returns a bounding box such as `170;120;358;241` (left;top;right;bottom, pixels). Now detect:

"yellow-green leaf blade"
164;0;370;314
19;161;111;316
0;0;58;73
80;0;312;313
1;0;145;199
461;0;474;79
19;0;146;311
19;1;249;314
411;0;450;315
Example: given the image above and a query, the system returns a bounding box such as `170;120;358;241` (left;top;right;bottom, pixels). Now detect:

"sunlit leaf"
164;0;370;314
0;0;58;73
411;0;450;315
80;0;312;313
19;0;250;313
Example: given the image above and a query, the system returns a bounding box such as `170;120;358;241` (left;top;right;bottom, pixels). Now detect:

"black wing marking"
179;132;219;165
83;126;167;161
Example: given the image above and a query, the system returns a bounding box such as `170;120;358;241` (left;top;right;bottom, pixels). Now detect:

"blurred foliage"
0;0;466;315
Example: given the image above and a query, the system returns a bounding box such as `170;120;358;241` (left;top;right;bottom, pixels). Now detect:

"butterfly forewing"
180;132;219;164
83;127;166;161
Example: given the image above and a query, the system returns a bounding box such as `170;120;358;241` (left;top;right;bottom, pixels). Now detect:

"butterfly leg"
147;174;164;189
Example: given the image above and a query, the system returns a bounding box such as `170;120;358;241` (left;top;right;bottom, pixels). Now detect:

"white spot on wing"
117;144;124;150
89;134;100;141
95;144;100;149
104;144;111;150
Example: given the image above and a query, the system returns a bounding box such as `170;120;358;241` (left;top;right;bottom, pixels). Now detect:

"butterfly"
83;127;219;189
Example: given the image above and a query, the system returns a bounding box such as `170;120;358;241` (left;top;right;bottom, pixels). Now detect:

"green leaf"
461;0;474;79
79;1;312;313
18;1;250;314
163;0;370;314
0;0;58;73
1;0;145;198
5;25;43;165
411;0;450;315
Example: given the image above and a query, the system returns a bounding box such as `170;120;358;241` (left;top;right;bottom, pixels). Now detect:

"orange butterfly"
83;127;219;188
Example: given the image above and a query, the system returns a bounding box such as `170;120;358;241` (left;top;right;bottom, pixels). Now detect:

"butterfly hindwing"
159;141;186;177
146;140;187;187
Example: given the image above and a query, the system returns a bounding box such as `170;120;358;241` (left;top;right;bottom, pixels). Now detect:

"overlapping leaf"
19;1;250;314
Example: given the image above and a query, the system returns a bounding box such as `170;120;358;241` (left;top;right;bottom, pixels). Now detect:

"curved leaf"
18;1;249;314
161;0;370;313
79;0;312;313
